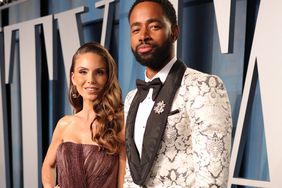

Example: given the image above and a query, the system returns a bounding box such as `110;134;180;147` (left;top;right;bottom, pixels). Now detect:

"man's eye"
150;25;161;30
131;27;140;34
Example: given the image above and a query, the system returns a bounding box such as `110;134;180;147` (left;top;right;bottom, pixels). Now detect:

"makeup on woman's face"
72;52;108;101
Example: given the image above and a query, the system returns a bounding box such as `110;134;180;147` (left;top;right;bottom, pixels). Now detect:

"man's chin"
136;58;153;66
135;54;153;64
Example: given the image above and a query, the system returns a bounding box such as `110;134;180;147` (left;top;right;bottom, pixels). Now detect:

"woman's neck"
80;101;96;121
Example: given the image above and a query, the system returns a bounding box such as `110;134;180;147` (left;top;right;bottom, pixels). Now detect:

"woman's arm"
118;144;126;188
117;118;126;188
41;117;67;188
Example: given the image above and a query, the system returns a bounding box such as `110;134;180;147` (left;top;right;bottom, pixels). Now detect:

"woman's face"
71;52;108;102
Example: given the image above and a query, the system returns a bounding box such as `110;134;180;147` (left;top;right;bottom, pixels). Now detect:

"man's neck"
145;56;176;80
145;68;158;79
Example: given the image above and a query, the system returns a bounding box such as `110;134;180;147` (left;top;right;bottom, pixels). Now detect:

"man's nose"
139;27;150;42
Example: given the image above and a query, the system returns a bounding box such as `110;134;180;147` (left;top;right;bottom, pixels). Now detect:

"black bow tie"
136;78;162;102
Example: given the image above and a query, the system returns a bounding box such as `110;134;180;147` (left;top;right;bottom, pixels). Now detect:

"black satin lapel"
139;60;187;184
125;92;142;182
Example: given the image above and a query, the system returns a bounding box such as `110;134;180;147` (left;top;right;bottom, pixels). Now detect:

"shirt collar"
145;56;177;83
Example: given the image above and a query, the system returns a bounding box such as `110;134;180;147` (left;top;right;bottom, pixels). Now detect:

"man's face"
129;2;174;71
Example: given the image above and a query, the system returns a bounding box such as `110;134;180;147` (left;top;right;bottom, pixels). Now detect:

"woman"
42;42;125;188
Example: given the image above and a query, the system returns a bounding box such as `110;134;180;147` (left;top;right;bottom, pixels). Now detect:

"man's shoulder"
183;67;211;78
125;89;137;102
182;67;224;86
124;89;137;112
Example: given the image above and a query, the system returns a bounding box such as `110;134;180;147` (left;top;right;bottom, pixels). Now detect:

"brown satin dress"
56;142;118;188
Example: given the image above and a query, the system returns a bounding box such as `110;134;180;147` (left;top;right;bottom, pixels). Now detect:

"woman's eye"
96;70;105;75
79;70;87;74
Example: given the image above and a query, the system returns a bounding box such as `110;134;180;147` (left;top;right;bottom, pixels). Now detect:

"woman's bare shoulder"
56;115;76;130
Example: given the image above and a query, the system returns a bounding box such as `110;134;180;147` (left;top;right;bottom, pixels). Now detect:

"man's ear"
171;25;180;42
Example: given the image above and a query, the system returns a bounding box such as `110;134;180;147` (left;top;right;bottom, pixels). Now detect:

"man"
124;0;232;187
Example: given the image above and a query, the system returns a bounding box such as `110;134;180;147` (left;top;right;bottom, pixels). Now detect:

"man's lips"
137;44;153;54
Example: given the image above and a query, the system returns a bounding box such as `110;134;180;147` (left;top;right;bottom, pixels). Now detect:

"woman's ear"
71;72;76;86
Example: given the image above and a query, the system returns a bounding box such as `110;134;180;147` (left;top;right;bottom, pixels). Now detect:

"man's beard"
131;38;173;71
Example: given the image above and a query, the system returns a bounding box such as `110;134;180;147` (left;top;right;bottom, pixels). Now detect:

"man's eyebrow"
130;22;141;28
130;18;163;28
146;18;162;24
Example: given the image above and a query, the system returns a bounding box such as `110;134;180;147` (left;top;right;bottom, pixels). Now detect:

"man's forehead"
129;2;165;23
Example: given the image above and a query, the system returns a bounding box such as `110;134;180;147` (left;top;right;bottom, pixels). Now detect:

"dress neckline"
59;141;100;148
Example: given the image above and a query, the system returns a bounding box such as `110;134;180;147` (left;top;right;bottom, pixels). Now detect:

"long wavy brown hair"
69;42;123;155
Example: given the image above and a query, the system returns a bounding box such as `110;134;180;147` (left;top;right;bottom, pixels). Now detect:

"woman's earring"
71;86;80;98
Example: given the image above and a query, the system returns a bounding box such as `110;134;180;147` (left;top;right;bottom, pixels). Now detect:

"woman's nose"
87;73;96;84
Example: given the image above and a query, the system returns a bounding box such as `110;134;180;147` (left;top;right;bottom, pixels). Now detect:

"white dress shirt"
134;57;177;155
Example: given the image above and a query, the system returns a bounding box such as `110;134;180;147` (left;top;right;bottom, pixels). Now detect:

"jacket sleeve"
186;74;232;188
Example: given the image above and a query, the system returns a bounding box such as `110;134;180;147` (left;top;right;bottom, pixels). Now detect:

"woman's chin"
83;94;98;102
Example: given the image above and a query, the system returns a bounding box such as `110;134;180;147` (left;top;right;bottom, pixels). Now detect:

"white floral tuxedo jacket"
124;67;232;188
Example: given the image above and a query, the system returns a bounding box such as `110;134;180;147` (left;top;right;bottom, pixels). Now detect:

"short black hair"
128;0;177;26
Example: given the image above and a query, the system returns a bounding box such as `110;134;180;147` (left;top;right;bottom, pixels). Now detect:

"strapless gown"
56;142;118;188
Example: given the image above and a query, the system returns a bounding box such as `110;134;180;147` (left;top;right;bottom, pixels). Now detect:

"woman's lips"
85;87;99;93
